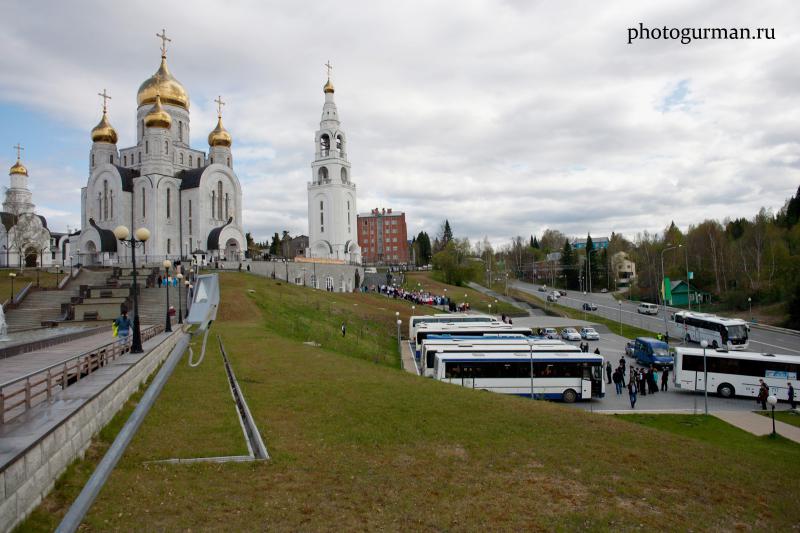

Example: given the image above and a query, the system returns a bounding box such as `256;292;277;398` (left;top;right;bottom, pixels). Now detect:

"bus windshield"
727;325;748;340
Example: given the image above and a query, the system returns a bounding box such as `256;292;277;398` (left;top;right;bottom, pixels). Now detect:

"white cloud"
0;0;798;247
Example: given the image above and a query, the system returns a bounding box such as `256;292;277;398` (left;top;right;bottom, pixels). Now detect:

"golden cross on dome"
98;89;111;113
156;28;171;57
214;95;225;118
324;60;333;79
13;143;23;161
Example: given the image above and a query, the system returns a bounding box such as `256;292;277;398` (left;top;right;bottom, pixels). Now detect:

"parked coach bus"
433;351;605;402
672;311;749;350
414;324;533;356
421;338;576;378
408;314;496;340
672;347;798;399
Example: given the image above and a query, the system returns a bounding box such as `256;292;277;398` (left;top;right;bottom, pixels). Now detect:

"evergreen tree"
443;220;453;244
782;185;800;228
585;234;600;291
269;232;281;256
533;236;540;249
561;240;578;289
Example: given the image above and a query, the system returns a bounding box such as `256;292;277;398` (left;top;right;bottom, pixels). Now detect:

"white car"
542;327;559;339
637;302;659;315
560;327;581;341
580;327;600;340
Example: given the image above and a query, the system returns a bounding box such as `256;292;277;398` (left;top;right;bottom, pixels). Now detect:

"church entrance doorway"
225;238;240;262
24;248;38;268
85;241;98;265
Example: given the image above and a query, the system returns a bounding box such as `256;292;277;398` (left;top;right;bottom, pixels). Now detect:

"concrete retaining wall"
0;329;183;532
219;260;364;292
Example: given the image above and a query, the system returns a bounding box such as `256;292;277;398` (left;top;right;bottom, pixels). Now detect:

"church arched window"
138;152;142;164
91;153;95;168
140;120;144;140
165;141;169;154
318;167;328;184
110;191;114;219
188;155;192;166
227;157;230;167
180;152;184;165
103;180;108;220
142;187;146;218
124;155;127;166
145;141;149;154
217;182;223;219
109;154;113;164
225;193;229;220
336;134;344;151
212;190;216;219
166;188;171;219
341;168;347;183
197;158;201;168
320;134;330;155
179;121;183;142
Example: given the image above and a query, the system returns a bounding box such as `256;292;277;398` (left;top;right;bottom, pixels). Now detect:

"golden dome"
90;111;118;144
144;94;172;129
323;78;335;94
208;116;232;147
9;159;27;176
137;56;189;110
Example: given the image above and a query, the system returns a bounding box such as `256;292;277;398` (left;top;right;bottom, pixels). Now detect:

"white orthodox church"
0;147;53;267
306;71;361;264
76;32;245;266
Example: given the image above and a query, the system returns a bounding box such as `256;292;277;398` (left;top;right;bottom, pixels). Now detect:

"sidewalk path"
715;410;800;444
401;340;419;375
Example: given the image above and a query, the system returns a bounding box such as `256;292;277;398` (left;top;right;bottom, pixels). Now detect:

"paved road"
510;280;800;355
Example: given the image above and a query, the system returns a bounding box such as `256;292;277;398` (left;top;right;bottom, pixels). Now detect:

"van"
633;337;673;367
637;302;659;315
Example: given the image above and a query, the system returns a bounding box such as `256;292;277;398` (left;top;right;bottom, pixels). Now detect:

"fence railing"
0;323;165;424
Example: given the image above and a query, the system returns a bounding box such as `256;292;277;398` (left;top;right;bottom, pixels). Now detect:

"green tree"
585;234;600;291
561;240;578;289
269;232;281;256
443;220;453;245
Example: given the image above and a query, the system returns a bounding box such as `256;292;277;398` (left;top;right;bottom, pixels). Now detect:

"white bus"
408;314;495;340
433;351;605;402
414;323;533;356
672;347;799;399
421;338;576;377
672;311;750;350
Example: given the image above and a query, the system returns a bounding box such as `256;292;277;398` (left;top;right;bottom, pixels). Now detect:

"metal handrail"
0;323;165;424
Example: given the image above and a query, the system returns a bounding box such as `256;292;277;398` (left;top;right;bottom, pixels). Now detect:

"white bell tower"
307;63;360;263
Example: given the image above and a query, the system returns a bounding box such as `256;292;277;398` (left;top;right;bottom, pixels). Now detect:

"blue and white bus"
420;338;575;377
408;314;496;340
433;351;605;402
414;323;533;356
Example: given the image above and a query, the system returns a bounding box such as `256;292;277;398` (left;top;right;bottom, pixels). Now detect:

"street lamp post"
113;225;150;353
9;272;16;302
748;297;752;323
583;291;587;320
396;319;402;353
163;259;172;333
176;273;184;324
660;244;682;339
701;339;709;415
618;300;623;336
768;395;778;437
488;303;492;316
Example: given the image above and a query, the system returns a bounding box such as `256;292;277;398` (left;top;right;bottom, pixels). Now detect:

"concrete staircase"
4;269;112;332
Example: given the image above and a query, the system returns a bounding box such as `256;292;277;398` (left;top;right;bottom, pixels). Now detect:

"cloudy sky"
1;0;798;246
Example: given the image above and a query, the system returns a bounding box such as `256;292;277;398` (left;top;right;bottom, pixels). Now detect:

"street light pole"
176;273;184;324
748;297;752;323
113;225;150;353
768;395;778;437
701;339;709;415
163;259;172;333
618;300;623;336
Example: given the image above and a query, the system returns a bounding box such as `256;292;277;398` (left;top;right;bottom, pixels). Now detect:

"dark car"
582;302;597;311
558;290;567;296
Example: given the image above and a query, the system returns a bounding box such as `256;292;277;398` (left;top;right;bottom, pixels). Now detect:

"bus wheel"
718;383;735;398
562;389;578;403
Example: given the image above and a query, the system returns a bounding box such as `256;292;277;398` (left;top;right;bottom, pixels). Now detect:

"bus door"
582;366;593;399
461;364;474;389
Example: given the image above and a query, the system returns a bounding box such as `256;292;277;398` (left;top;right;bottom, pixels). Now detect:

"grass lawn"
404;271;525;317
0;268;63;300
756;409;800;428
18;272;796;530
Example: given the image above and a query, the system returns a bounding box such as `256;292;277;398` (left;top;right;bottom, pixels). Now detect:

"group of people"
756;379;796;410
372;284;451;307
578;342;599;354
607;357;669;408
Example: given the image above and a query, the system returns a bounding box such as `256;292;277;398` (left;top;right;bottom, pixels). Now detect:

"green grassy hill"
22;273;800;530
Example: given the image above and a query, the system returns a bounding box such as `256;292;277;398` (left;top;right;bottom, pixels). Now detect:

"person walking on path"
619;356;626;375
612;368;622;395
628;379;638;409
114;311;132;342
594;347;600;355
639;368;647;396
649;367;659;394
341;323;346;337
789;382;796;410
661;367;670;392
606;361;612;384
757;380;769;410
